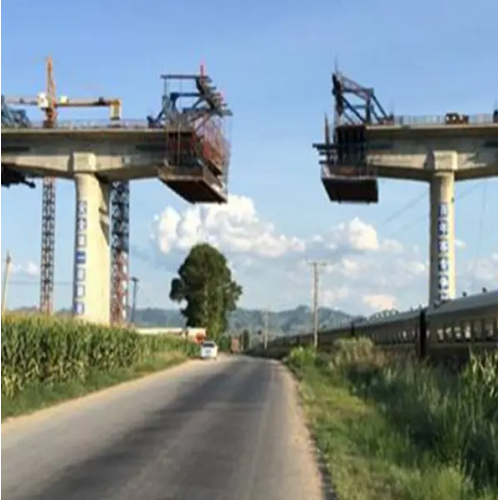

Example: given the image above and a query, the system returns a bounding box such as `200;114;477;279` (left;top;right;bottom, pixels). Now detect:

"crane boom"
43;56;57;128
3;96;38;106
3;56;122;122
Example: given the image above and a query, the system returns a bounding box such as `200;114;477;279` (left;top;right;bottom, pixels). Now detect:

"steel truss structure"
1;96;36;188
330;71;390;127
2;60;234;323
39;177;56;313
110;181;130;324
148;69;233;203
313;70;391;204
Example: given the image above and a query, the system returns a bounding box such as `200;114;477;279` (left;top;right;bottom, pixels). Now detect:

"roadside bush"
287;339;498;494
1;313;195;397
287;345;316;370
216;335;233;353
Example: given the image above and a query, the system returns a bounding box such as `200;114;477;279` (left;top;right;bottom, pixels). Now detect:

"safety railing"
387;113;497;126
332;113;497;129
2;119;152;130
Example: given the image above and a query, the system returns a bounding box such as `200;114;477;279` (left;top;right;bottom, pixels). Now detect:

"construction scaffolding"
2;56;123;317
2;59;234;324
39;178;56;314
313;70;391;204
110;181;130;325
148;66;232;203
1;96;36;188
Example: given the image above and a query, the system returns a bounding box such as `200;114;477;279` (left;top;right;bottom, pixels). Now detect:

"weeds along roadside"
286;339;497;500
1;313;199;420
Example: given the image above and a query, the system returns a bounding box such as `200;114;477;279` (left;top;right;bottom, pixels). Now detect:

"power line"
10;280;72;286
472;181;488;276
385;180;487;240
380;188;427;227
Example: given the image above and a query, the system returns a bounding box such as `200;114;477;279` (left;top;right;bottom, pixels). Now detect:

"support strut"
110;181;130;325
40;177;56;314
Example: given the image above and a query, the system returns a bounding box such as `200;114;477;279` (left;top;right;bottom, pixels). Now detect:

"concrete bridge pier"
73;173;111;324
429;152;457;306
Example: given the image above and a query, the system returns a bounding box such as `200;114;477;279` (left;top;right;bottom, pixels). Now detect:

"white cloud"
455;239;466;249
458;253;498;293
362;294;398;312
321;287;350;307
331;217;379;251
147;194;497;315
317;217;379;252
11;261;40;277
153;195;305;258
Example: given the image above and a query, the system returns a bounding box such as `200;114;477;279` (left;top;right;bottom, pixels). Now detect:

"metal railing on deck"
388;113;497;126
331;113;497;130
3;119;152;130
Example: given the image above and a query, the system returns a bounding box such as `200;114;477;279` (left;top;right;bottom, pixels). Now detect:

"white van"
200;340;218;360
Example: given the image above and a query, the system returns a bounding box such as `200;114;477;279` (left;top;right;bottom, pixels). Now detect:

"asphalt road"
2;356;325;500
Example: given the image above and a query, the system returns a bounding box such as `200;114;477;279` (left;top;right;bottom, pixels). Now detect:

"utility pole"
130;276;139;325
263;309;269;351
2;252;13;314
309;261;327;349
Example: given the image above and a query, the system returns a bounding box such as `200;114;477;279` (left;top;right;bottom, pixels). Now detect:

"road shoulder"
2;356;203;433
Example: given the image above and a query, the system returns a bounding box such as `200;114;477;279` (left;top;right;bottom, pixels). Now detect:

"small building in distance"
136;326;207;344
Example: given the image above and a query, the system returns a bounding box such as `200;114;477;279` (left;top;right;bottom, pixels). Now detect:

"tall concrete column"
429;169;456;306
73;173;111;324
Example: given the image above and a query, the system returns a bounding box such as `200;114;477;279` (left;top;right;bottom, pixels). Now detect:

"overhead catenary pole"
263;309;269;351
130;276;139;325
309;261;328;349
2;252;13;314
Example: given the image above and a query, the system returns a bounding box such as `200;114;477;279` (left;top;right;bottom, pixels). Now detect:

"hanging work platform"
158;128;227;203
157;126;229;203
147;68;232;204
313;70;391;205
315;124;379;204
158;165;226;203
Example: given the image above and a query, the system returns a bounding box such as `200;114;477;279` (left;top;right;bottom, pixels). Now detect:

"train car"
426;291;498;361
352;309;423;357
296;332;314;347
265;291;498;364
317;324;352;352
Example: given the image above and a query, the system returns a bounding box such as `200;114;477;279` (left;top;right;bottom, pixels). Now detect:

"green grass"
2;350;191;421
286;340;497;500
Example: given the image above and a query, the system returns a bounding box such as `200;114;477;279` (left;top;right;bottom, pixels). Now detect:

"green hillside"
132;305;355;336
12;305;357;336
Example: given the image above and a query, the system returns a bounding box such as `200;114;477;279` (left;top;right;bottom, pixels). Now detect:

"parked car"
200;340;218;360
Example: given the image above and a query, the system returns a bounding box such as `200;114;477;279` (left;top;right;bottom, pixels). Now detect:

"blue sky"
2;0;498;314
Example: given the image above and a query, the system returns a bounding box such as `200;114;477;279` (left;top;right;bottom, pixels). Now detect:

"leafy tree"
169;243;242;339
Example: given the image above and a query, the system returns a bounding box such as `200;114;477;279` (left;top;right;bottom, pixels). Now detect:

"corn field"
1;313;196;398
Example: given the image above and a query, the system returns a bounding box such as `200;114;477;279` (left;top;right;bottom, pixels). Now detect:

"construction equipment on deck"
313;70;391;204
147;64;233;204
1;56;126;319
1;96;35;188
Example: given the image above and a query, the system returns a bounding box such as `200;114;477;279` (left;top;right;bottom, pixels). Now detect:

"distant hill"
10;305;357;337
132;305;355;336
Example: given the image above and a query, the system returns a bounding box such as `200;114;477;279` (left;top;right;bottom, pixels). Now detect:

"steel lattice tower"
110;181;130;324
40;177;56;314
